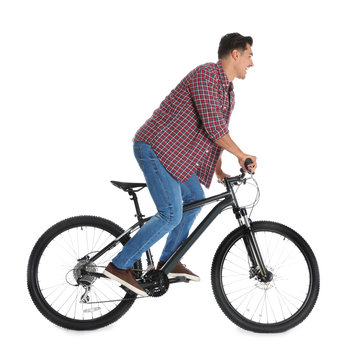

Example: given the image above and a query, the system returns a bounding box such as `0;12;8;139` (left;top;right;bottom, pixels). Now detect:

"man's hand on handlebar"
239;155;257;174
216;169;231;184
215;152;257;185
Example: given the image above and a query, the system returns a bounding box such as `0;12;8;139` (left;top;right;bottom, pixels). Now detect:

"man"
104;32;257;296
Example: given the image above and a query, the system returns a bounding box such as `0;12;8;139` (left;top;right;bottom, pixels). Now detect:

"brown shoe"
103;262;148;297
157;261;200;282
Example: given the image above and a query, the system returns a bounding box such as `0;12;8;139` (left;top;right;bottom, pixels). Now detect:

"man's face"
234;44;254;80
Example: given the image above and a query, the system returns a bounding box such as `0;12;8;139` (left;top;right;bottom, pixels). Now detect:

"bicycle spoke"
63;287;77;318
227;250;249;265
239;287;258;314
225;284;256;297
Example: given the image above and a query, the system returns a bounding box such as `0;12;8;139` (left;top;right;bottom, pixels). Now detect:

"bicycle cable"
227;174;260;218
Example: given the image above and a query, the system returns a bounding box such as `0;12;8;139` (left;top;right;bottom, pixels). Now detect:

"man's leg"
157;173;205;281
111;142;183;270
159;173;205;262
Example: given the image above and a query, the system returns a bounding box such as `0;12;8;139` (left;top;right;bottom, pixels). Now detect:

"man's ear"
231;49;241;61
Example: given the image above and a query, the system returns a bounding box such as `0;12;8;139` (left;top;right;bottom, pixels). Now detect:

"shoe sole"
168;273;200;282
103;270;148;297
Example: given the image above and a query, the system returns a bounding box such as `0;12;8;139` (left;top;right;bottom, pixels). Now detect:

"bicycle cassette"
142;270;169;297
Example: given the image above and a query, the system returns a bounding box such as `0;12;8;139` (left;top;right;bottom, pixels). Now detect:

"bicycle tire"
27;215;141;330
211;221;319;333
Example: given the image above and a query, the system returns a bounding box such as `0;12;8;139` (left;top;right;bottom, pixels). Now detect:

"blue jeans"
112;142;205;269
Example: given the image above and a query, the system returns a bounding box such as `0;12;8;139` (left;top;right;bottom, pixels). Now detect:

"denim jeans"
112;141;205;269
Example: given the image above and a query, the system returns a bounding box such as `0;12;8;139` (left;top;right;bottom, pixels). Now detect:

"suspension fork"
234;207;268;278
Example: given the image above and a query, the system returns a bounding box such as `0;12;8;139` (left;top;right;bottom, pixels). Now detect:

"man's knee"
158;205;182;229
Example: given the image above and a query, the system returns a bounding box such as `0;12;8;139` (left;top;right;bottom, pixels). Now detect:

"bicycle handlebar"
218;158;255;186
221;158;254;186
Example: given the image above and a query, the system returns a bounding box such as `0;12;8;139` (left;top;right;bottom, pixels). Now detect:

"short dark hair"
218;33;253;59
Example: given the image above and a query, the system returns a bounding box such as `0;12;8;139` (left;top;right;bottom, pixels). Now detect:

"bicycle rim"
213;221;319;332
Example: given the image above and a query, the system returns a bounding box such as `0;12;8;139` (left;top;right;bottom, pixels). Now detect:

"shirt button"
223;106;227;110
206;150;209;153
196;163;199;166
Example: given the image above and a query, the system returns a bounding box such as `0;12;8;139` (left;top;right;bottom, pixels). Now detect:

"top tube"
183;191;232;213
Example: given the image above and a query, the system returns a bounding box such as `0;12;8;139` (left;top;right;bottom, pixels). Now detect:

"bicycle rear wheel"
211;221;319;333
27;216;141;330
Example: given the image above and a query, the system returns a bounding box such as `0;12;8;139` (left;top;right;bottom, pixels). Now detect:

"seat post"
127;188;155;270
128;189;145;225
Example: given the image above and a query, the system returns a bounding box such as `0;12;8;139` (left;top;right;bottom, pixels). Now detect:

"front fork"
234;207;268;279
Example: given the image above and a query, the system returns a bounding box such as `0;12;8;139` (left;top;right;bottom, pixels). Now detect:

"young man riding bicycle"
104;32;257;296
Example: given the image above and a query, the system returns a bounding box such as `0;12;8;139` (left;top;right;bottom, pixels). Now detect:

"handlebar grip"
244;158;254;174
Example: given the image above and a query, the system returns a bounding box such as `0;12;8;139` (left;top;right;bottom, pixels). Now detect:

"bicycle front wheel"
27;216;142;330
211;221;319;333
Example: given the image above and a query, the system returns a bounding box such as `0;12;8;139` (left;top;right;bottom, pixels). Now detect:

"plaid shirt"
134;60;235;188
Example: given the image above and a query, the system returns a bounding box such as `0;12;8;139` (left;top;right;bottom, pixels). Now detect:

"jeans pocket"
148;146;159;161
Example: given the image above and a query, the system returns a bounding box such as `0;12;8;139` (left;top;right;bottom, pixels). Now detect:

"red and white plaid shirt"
134;60;235;188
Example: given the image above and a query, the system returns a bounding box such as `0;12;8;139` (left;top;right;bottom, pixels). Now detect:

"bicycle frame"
87;175;268;281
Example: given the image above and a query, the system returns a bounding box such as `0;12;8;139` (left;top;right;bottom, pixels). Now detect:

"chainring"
143;270;169;297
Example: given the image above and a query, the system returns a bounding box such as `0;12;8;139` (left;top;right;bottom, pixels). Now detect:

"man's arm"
215;153;230;182
189;70;230;142
215;133;257;174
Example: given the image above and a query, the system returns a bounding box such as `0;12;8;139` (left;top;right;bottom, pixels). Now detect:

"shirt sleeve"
189;69;229;142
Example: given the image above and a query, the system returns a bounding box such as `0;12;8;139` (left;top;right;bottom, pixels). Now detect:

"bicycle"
27;159;320;333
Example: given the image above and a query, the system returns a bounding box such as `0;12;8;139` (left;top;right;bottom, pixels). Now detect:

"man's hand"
215;134;257;173
215;156;230;184
238;154;257;173
215;134;257;178
216;168;231;183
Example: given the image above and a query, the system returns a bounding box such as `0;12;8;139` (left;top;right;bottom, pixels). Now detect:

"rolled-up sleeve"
189;69;229;142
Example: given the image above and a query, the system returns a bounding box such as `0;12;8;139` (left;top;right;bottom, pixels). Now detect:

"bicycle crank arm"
138;275;190;288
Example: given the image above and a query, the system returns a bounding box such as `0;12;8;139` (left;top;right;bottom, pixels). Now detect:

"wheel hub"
73;260;98;286
250;267;275;289
259;269;274;283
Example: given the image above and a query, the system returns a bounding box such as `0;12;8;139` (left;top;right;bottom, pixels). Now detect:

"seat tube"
145;250;154;270
127;189;155;270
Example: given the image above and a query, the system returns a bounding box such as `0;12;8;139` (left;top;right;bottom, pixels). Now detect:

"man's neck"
220;58;235;82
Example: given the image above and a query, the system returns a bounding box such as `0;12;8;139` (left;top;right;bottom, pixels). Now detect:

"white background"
1;0;355;358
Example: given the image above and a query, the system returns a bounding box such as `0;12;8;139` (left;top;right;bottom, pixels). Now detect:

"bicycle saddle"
111;181;147;192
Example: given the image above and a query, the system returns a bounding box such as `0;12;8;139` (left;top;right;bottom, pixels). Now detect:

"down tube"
161;196;233;274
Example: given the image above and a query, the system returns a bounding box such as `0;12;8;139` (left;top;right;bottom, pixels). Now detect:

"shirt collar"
217;60;233;90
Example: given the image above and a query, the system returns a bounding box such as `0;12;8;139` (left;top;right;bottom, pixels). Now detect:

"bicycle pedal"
169;276;190;283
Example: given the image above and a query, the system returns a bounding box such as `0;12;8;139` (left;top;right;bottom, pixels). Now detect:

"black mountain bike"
27;160;319;333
